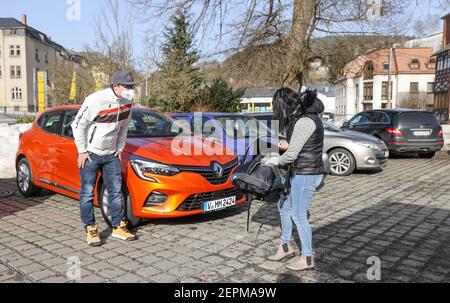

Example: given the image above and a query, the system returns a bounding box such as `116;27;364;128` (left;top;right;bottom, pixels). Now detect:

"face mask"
122;89;135;100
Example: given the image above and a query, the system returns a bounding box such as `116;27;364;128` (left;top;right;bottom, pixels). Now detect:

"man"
71;71;137;246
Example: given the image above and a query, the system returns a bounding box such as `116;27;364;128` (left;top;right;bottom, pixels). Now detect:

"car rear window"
396;112;439;127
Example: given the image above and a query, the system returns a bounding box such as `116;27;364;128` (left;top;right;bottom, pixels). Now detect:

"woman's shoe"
286;255;314;271
268;243;295;261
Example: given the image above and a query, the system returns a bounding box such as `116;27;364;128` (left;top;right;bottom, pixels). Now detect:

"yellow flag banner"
69;71;77;101
37;71;46;113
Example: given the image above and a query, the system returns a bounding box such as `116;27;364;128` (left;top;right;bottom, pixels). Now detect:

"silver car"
323;120;389;176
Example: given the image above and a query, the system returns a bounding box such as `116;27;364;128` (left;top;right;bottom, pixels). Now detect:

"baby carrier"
232;136;293;231
232;137;330;231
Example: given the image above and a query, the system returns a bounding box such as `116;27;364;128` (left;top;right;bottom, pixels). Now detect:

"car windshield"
322;119;342;132
215;115;274;139
128;110;188;138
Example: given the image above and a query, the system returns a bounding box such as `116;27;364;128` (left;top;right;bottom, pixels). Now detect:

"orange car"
16;105;246;227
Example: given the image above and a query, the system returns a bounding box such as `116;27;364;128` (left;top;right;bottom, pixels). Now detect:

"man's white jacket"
71;88;133;156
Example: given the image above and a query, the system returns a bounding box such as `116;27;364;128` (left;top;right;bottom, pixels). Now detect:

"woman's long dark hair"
272;88;299;135
272;87;318;137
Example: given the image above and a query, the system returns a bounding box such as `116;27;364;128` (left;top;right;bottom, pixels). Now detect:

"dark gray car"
246;113;388;176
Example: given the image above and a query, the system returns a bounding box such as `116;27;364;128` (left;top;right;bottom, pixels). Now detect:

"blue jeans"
79;152;124;228
278;174;324;257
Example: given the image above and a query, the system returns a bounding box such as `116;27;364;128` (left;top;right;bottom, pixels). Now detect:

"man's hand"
278;139;289;151
78;152;92;169
114;151;122;160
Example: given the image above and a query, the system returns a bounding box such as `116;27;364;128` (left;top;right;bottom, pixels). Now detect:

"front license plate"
413;130;430;136
204;196;236;212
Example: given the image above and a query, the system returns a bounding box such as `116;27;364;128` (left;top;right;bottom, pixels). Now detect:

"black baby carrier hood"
232;156;287;198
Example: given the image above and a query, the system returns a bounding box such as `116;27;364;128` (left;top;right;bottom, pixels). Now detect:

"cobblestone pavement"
1;152;450;283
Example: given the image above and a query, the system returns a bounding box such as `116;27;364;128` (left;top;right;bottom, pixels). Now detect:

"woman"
265;87;325;271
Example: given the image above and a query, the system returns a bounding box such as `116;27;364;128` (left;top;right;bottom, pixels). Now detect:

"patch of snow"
0;123;32;179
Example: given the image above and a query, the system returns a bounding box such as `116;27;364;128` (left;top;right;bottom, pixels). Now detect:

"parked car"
245;112;388;176
16;106;246;227
342;109;444;158
169;112;276;163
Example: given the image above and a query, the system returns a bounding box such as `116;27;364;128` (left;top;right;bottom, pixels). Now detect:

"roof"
0;17;83;63
442;12;450;19
339;47;435;80
0;18;24;28
242;87;279;98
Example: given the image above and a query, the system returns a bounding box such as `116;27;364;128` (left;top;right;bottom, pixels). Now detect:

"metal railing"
0;107;39;119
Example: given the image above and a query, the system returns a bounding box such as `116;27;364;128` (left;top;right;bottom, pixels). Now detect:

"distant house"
240;84;336;113
0;15;82;112
434;13;450;124
336;47;436;122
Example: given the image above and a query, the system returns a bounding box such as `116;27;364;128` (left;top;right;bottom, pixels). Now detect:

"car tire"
98;183;142;228
16;158;42;197
328;148;356;176
418;151;436;159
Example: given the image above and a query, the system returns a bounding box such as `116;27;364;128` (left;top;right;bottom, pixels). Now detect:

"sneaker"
268;243;295;261
86;224;101;247
111;221;137;241
286;255;315;271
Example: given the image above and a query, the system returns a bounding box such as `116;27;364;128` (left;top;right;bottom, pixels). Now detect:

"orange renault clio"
16;105;245;227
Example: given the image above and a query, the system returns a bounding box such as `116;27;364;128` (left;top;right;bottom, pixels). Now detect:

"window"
10;29;17;35
363;82;373;100
61;111;78;138
363;61;374;79
349;113;369;126
16;66;21;78
355;83;360;101
41;111;63;135
383;62;390;71
35;49;40;62
9;45;20;56
409;58;420;70
427;82;434;94
381;81;392;100
373;112;390;123
11;87;22;100
14;106;20;112
10;66;21;78
45;52;48;64
0;65;2;77
410;82;419;94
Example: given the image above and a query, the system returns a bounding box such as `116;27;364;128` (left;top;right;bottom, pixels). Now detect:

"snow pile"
0;123;32;179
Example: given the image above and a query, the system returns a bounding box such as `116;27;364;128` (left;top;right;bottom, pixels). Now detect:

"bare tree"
85;0;138;82
128;0;449;89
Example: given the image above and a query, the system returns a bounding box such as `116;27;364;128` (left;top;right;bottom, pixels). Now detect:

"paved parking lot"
1;152;450;283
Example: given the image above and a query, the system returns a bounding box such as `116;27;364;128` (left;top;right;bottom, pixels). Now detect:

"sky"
0;0;447;72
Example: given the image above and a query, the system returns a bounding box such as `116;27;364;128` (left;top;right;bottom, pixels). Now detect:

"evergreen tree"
158;9;203;112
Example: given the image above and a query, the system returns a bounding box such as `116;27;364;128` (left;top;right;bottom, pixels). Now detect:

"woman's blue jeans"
278;174;324;256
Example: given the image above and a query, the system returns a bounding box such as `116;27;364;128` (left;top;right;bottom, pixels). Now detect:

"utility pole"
387;47;393;109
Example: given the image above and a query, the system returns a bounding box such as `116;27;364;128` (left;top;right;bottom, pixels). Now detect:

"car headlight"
353;140;379;150
130;155;180;182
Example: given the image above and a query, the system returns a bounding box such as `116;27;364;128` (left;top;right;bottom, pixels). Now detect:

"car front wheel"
98;183;142;228
16;158;42;197
328;148;356;176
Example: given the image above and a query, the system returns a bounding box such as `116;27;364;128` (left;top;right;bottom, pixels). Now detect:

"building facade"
240;84;336;113
336;48;435;124
434;13;450;124
0;16;81;112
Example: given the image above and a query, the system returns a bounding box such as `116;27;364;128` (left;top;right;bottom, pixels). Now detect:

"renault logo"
212;162;224;179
